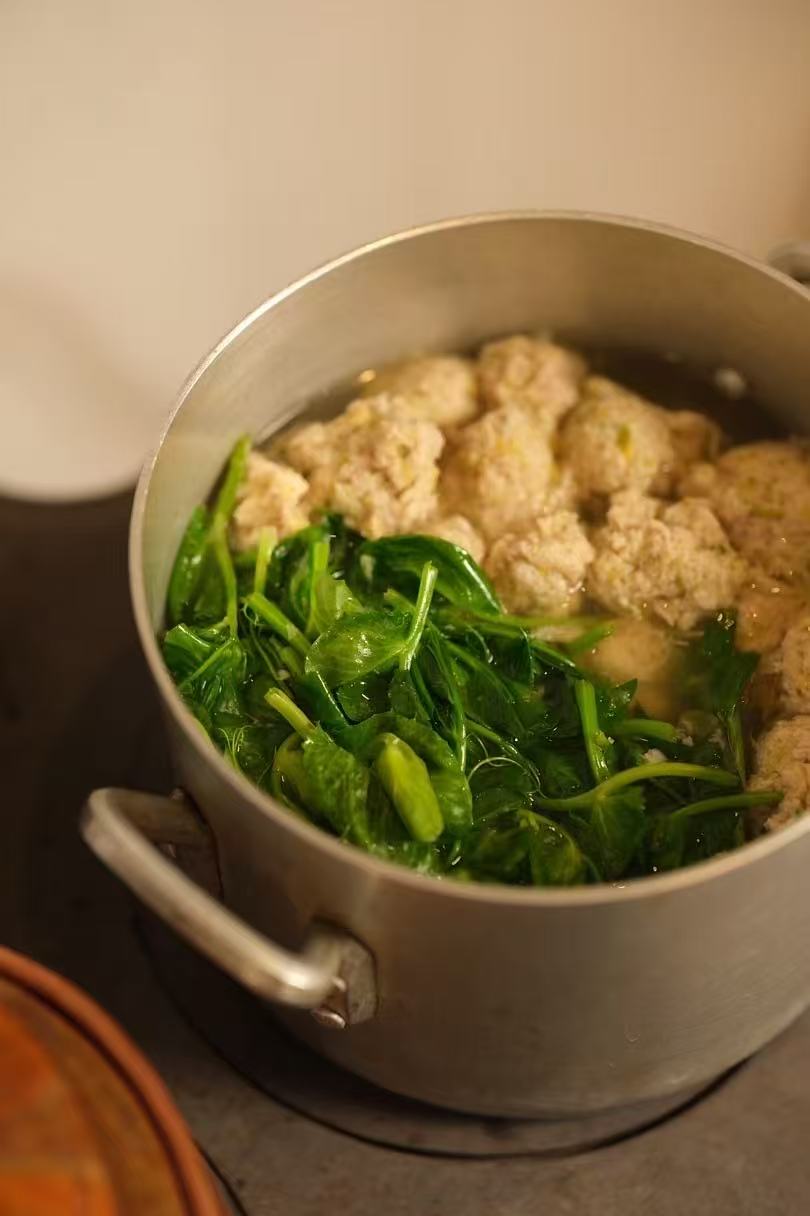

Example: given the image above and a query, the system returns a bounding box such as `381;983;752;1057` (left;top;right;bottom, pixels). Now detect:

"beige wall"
2;0;810;497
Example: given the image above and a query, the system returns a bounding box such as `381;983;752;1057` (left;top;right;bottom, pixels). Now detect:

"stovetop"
2;490;809;1215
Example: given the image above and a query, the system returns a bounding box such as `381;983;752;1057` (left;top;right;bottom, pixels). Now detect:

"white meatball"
735;574;806;655
652;410;724;495
559;377;675;499
327;397;444;537
232;452;310;550
485;512;594;616
748;715;810;831
581;617;685;722
587;490;747;631
272;418;334;478
362;355;479;429
779;614;810;715
419;514;486;564
477;336;586;426
680;442;810;584
272;393;444;538
439;405;557;541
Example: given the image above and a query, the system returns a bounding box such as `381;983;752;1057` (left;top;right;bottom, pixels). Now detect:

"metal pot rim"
130;208;810;909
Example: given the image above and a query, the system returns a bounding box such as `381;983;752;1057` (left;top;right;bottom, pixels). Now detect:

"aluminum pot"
82;213;810;1118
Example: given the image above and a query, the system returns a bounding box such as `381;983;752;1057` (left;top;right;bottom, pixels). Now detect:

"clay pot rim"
0;945;224;1216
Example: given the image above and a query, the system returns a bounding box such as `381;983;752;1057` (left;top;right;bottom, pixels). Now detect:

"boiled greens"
161;437;781;887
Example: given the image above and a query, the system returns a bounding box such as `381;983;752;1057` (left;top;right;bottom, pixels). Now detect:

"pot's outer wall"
138;215;810;1116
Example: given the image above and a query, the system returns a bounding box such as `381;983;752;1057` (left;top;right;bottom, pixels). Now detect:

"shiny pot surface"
85;214;810;1117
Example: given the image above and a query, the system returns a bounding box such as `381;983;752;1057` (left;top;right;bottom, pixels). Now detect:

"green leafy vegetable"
526;815;588;886
161;446;781;887
372;733;444;843
167;506;210;626
355;534;500;613
574;679;612;784
688;613;759;780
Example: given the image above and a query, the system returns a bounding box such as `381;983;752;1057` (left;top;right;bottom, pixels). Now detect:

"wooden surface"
0;944;224;1216
0;978;187;1215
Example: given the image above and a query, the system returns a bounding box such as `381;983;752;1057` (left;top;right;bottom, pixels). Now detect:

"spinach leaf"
164;436;251;630
526;814;588;886
429;768;473;837
309;571;362;636
306;609;412;685
298;728;373;846
162;621;228;683
355;534;501;613
462;815;532;884
418;629;467;766
339;712;472;837
532;747;590;800
447;644;524;739
647;790;781;872
585;788;647;880
336;673;391;722
266;690;372;845
178;637;247;724
388;668;432;721
166;505;210;625
215;720;291;791
306;561;437;687
688;613;759;780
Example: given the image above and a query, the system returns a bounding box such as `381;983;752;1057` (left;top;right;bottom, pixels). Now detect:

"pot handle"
80;787;376;1028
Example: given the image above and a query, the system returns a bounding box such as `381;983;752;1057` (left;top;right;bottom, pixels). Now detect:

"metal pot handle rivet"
80;788;377;1027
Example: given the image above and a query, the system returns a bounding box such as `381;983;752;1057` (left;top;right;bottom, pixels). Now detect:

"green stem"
212;434;251;526
565;621;615;654
245;591;310;657
724;706;747;783
670;790;782;819
424;626;467;768
265;688;315;738
436;606;580;671
177;637;234;693
612;718;678;743
211;517;238;637
536;762;739;812
399;562;437;671
305;537;331;636
253;526;277;595
574;679;611;784
511;613;610;633
383;587;414;613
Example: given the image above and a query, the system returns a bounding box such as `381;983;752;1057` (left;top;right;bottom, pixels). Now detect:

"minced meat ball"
232;452;310;550
273;393;444;538
477;336;585;427
363;355;479;429
748;715;810;831
680;441;810;584
735;575;806;655
559;377;675;500
439;405;557;541
652;409;724;495
587;490;746;630
485;511;594;615
778;613;810;716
